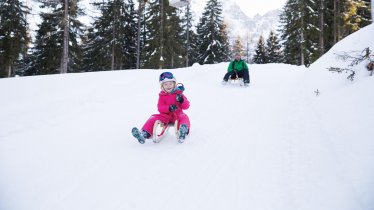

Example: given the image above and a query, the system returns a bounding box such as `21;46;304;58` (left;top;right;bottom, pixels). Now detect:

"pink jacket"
141;89;190;135
157;89;190;119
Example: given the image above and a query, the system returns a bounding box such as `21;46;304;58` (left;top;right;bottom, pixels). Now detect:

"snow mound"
310;24;374;72
0;31;374;209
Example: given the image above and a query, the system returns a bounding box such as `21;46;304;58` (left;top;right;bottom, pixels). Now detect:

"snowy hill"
1;25;374;210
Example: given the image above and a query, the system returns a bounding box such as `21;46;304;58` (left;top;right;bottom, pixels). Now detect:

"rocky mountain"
190;0;281;54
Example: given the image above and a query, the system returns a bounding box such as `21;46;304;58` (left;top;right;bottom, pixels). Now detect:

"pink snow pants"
142;113;190;137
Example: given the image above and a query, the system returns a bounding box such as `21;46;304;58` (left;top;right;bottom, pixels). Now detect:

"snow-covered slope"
310;24;374;71
1;25;374;210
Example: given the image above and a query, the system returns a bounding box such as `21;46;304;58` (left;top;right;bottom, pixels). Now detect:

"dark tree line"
251;0;372;66
0;0;30;77
252;31;283;64
278;0;372;66
0;0;372;77
0;0;231;78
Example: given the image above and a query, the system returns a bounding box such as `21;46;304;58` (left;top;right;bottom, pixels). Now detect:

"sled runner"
222;71;249;87
229;77;244;86
223;77;249;87
152;120;180;143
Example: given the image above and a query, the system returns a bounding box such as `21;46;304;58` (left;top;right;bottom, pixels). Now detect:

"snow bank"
0;25;373;210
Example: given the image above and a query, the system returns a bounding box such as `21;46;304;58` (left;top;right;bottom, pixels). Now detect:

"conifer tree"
217;22;232;61
83;0;137;71
164;6;186;68
252;35;267;64
186;32;199;66
331;0;371;43
279;0;319;66
279;0;299;65
279;0;371;66
322;0;371;55
0;0;30;77
30;0;84;75
180;4;198;67
265;31;283;63
318;0;325;55
142;0;185;69
196;0;230;64
342;0;371;35
323;0;335;49
243;32;253;63
232;36;244;56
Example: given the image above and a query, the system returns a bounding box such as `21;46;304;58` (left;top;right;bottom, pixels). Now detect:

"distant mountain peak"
190;0;281;53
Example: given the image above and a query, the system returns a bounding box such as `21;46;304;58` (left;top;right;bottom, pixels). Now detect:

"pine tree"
232;36;244;56
164;6;186;68
180;4;198;67
186;32;200;66
142;0;185;69
359;0;372;26
0;0;30;77
217;22;232;61
279;0;319;66
371;0;374;20
252;35;267;64
318;0;325;55
330;0;371;43
243;32;253;63
278;0;371;66
279;0;300;65
29;0;84;75
342;0;371;35
135;0;147;69
196;0;230;64
82;0;137;71
265;31;283;63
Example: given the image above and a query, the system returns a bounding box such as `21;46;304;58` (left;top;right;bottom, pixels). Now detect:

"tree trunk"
7;65;12;77
337;0;341;41
160;0;164;69
333;0;337;43
371;0;374;22
112;8;117;70
186;4;190;67
300;31;305;66
136;0;145;69
319;0;324;55
61;0;69;74
300;7;305;66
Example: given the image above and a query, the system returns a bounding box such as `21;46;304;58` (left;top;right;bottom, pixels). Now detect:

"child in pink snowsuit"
132;72;190;144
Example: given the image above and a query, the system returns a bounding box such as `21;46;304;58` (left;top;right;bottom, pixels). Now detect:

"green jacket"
227;59;248;72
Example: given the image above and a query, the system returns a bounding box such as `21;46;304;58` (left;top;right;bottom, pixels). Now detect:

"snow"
1;25;374;210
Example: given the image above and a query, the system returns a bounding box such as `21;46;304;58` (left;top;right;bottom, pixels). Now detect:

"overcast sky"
230;0;287;16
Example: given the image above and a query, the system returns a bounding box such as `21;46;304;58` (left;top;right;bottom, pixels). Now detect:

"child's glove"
176;94;184;103
175;85;185;92
169;104;178;112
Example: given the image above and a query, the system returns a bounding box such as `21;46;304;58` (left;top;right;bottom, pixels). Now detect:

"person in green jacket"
222;53;250;86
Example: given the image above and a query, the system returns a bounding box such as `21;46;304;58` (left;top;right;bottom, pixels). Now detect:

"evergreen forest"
0;0;372;77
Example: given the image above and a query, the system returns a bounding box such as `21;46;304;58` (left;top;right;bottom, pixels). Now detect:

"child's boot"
132;127;149;144
178;124;189;143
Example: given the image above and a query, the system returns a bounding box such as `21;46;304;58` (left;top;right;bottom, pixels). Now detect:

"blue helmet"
159;72;176;84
